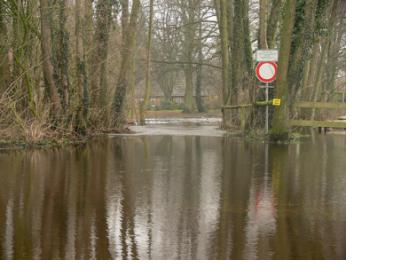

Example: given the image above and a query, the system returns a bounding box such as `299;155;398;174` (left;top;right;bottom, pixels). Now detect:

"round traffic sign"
255;61;277;83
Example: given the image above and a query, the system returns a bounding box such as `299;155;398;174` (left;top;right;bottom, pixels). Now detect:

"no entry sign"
255;61;277;83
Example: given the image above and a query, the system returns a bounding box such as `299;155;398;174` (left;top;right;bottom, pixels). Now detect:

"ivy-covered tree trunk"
55;0;70;112
74;0;90;134
243;0;254;76
39;0;62;118
288;0;318;95
288;0;318;118
311;0;335;120
120;0;129;44
270;0;296;140
11;1;36;116
230;0;245;108
0;4;10;96
92;0;112;114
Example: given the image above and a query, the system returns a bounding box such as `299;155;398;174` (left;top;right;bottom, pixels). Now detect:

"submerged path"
127;117;226;137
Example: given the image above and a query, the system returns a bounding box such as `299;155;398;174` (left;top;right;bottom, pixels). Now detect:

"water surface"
0;129;345;260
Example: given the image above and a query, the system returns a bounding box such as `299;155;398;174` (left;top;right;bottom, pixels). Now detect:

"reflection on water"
0;134;345;259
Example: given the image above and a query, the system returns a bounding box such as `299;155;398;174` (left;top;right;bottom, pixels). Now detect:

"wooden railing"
293;101;346;129
294;101;346;109
221;101;346;129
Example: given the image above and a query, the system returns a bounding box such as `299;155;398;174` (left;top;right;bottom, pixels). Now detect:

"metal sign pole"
255;59;278;134
265;83;269;134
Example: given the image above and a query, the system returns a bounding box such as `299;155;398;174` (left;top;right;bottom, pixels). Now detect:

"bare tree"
139;0;154;125
112;0;141;127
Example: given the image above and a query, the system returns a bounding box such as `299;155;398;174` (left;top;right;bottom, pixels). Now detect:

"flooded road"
0;121;345;260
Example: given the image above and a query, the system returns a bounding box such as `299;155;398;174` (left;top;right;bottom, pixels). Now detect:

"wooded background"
0;0;345;142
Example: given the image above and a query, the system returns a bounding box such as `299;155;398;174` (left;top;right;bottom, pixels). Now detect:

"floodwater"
0;120;345;260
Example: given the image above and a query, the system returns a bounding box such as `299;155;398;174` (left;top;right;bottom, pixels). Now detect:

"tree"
139;0;154;125
39;0;62;118
288;0;318;101
54;0;70;112
215;0;231;126
152;0;181;102
267;0;282;49
112;0;141;127
230;0;246;107
259;0;268;49
195;18;205;112
270;0;297;140
179;0;200;113
0;2;10;96
74;0;91;134
91;0;113;112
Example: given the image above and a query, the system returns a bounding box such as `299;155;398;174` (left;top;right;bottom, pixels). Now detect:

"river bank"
1;109;344;150
0;125;135;150
0;110;222;150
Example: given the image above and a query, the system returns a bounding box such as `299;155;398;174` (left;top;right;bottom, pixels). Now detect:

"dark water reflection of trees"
0;134;345;259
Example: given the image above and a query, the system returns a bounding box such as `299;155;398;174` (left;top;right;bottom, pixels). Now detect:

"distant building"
135;71;220;109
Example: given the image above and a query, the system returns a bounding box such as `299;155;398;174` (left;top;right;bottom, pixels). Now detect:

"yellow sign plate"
272;98;281;106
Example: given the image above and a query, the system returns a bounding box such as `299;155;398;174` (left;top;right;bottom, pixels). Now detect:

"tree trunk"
0;4;10;96
230;0;245;107
83;0;94;77
288;0;318;118
74;0;90;134
39;0;62;118
75;0;83;100
195;20;205;113
216;0;231;126
267;0;282;49
323;0;345;103
120;0;129;44
112;0;141;127
11;1;36;116
181;0;196;113
243;0;254;76
259;0;268;49
310;0;335;120
183;66;194;112
55;0;70;112
92;0;112;112
288;0;318;96
270;0;296;140
139;0;154;125
310;39;327;120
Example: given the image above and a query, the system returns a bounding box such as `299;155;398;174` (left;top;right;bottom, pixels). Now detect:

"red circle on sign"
255;61;277;83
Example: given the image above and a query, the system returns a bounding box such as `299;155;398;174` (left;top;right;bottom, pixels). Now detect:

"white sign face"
255;61;277;83
259;63;276;80
255;49;278;62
